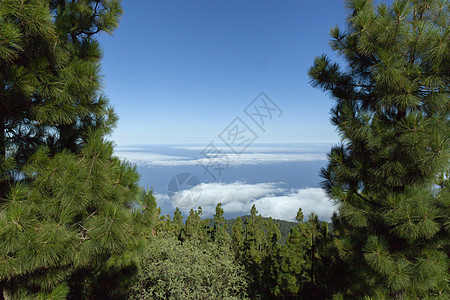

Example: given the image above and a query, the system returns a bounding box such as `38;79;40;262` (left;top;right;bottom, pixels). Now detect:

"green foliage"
180;207;209;243
244;205;266;264
149;205;341;299
0;133;152;299
309;0;449;298
224;215;298;244
170;207;184;236
260;218;282;296
211;202;230;246
231;216;245;258
277;225;308;296
0;1;152;298
270;209;309;298
128;234;248;300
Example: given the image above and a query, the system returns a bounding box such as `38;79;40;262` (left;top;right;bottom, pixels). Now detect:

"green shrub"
129;234;248;299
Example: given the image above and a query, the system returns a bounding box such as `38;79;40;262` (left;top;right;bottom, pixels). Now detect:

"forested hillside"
131;203;340;299
220;215;329;244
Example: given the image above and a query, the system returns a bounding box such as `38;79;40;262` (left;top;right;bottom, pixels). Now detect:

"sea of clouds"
114;150;327;167
114;144;336;221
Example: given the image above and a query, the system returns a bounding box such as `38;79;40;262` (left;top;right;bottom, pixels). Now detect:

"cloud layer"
115;151;327;167
155;182;335;222
172;145;331;153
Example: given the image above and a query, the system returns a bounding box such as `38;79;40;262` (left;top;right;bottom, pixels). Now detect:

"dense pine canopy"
0;1;153;299
309;0;449;298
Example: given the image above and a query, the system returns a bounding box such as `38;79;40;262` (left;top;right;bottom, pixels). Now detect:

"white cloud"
114;152;194;166
155;193;170;204
114;151;327;167
251;188;336;222
229;153;327;164
114;146;151;151
172;145;330;153
157;181;335;222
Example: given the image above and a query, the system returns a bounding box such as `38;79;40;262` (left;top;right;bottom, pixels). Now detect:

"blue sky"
98;0;350;145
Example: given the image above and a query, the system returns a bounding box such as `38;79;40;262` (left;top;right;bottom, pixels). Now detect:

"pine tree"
302;212;331;298
153;211;171;234
0;0;61;199
243;205;267;298
275;209;309;297
182;207;208;242
261;217;281;297
231;216;245;260
0;1;151;298
304;213;321;292
309;0;449;298
181;209;198;240
314;213;354;298
244;204;266;264
211;202;229;245
171;207;184;237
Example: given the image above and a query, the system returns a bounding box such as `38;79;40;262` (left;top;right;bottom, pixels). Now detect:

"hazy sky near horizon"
98;0;353;146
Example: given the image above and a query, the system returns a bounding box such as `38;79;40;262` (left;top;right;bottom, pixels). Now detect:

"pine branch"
354;190;382;208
